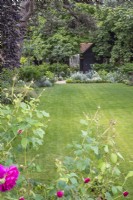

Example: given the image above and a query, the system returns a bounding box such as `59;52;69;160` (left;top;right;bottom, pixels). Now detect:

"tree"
93;3;133;64
23;2;97;63
0;0;34;69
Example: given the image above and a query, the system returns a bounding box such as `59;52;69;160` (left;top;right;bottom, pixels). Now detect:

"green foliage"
23;4;93;64
44;110;131;199
93;5;133;65
23;24;81;63
19;66;42;81
66;70;127;84
93;64;117;72
36;77;53;87
67;71;102;83
0;85;38;104
20;57;28;66
0;68;19;87
19;63;72;80
122;63;133;74
0;79;49;199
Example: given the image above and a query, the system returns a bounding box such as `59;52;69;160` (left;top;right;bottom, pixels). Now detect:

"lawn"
35;83;133;198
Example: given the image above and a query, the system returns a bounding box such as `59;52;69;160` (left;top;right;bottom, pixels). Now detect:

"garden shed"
80;43;95;72
69;43;96;72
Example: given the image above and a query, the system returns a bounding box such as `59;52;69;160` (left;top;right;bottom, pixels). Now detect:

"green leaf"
36;165;42;172
57;180;67;189
76;159;90;171
81;130;88;137
80;119;88;126
75;144;82;149
113;166;121;176
112;186;118;194
69;173;78;177
41;111;50;117
74;150;83;156
34;194;43;200
111;153;117;163
117;152;124;160
105;192;113;200
70;177;78;185
125;171;133;180
91;146;99;155
20;102;28;110
117;186;123;192
104;145;109;153
33;128;45;138
36;112;43;118
100;162;106;173
21;138;28;149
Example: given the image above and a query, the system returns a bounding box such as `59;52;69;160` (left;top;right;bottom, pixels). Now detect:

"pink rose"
84;178;91;183
0;165;6;179
56;190;64;198
0;165;19;192
123;191;129;197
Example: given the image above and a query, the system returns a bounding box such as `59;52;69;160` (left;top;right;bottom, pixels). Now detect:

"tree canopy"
0;0;133;68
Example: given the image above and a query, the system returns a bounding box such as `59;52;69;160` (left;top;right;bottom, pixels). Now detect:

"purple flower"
0;165;19;192
56;190;64;198
19;197;25;200
84;178;91;183
123;191;129;197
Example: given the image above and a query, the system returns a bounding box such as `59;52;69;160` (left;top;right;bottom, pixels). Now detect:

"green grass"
35;83;133;198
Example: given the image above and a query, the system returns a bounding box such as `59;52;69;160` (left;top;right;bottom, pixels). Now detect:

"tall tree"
0;0;34;69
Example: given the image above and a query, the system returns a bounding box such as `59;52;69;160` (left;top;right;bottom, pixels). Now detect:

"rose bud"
56;190;64;198
17;129;23;134
84;178;91;183
123;191;129;197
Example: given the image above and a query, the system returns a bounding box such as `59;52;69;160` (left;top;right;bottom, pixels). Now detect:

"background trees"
0;0;133;69
93;3;133;64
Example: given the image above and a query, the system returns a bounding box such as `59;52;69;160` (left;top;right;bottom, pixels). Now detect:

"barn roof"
80;43;93;53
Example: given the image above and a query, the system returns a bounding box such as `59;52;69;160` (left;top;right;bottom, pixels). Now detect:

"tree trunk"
0;0;34;69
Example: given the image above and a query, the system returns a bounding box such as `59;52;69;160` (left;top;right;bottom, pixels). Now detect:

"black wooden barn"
80;43;95;72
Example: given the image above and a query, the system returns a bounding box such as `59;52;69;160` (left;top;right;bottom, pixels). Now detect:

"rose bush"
0;78;49;199
0;77;132;199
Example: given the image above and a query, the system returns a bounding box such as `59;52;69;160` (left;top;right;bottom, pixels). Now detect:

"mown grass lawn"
35;83;133;198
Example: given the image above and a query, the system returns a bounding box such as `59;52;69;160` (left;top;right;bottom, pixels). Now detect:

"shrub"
45;71;55;84
93;63;117;72
0;68;19;87
36;77;53;87
20;56;28;66
43;79;53;87
68;71;102;83
58;76;64;81
49;63;72;77
0;80;49;199
19;63;71;81
71;72;87;81
66;79;73;83
106;71;127;83
98;70;108;81
122;63;133;74
19;65;42;81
